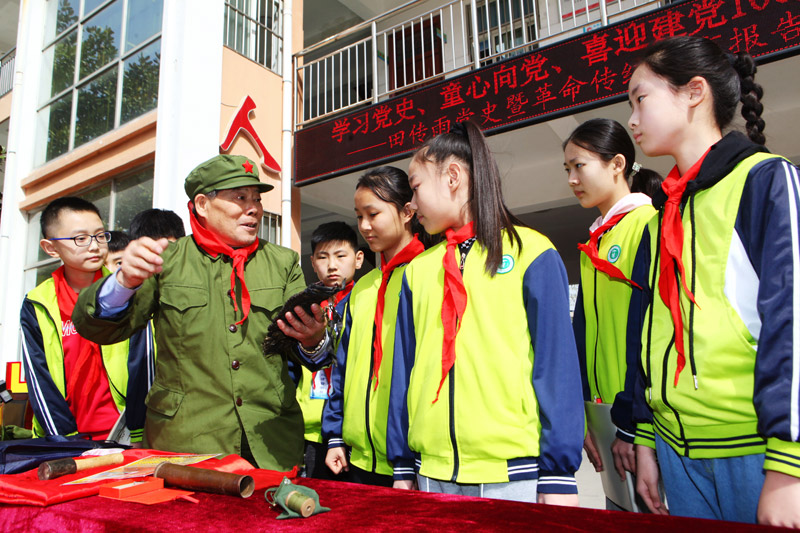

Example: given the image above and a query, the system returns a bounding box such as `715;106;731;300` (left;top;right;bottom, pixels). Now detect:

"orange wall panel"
20;111;157;210
219;47;284;217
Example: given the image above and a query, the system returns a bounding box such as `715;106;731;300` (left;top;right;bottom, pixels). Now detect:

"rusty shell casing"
153;462;255;498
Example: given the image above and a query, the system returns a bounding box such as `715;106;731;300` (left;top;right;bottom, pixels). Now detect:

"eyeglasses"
49;231;112;247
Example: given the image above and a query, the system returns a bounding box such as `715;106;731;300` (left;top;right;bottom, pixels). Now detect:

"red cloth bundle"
0;449;295;506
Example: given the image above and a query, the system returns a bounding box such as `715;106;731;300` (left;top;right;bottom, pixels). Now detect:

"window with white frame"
23;166;154;289
259;211;281;245
224;0;283;75
37;0;163;164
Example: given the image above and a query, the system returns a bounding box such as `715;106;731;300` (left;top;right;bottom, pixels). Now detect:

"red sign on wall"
295;0;800;185
220;95;281;174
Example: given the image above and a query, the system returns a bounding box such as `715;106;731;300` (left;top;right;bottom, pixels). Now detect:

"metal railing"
0;48;15;98
224;0;283;75
295;0;660;127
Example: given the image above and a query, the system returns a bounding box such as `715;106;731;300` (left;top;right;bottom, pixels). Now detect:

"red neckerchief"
315;280;355;394
577;212;641;289
372;236;425;390
53;266;104;401
435;222;476;403
333;280;354;307
188;201;259;325
659;151;708;386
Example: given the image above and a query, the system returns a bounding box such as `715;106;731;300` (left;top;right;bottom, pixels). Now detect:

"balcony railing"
1;48;15;98
295;0;661;128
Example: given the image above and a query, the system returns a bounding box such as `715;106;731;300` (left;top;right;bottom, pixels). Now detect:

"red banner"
295;0;800;185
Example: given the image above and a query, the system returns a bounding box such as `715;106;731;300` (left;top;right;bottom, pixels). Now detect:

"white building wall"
0;0;47;381
0;0;227;381
152;0;226;231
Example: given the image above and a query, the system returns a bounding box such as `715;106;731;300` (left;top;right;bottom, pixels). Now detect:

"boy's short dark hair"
129;209;186;240
40;197;102;239
310;221;358;254
107;231;131;253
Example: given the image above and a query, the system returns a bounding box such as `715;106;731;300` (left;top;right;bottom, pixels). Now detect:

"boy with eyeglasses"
20;197;154;442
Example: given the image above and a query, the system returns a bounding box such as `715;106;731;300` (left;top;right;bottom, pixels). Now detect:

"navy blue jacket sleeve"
125;321;156;441
610;232;651;443
523;249;584;494
386;273;417;481
737;158;800;451
321;294;353;449
572;283;590;402
286;359;301;386
19;299;78;437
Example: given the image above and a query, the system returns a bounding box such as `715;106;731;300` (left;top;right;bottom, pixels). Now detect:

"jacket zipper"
448;365;459;481
592;267;601;401
449;244;470;482
644;214;664;398
659;197;690;452
687;195;699;389
364;324;378;473
660;334;688;453
647;211;688;449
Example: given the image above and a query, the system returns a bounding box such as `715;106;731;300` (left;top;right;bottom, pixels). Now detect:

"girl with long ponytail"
386;120;584;505
627;36;800;526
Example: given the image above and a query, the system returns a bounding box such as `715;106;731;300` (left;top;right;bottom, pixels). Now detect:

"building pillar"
152;0;226;230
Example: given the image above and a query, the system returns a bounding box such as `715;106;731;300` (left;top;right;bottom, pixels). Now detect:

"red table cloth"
1;476;789;532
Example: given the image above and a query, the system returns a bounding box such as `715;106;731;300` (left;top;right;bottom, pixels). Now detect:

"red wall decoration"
220;95;282;174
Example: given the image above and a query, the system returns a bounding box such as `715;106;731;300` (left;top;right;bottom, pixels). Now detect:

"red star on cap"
242;160;254;173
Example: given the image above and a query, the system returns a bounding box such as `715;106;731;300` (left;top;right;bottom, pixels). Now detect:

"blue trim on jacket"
321;292;353;449
386;274;417;480
524;249;584;494
19;294;155;438
737;158;800;443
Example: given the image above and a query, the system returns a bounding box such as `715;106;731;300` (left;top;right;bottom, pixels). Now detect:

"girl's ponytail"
462;121;524;275
414;120;524;276
629;167;664;199
732;53;766;145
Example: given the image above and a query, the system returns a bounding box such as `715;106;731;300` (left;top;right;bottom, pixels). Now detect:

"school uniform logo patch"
498;255;515;274
607;245;621;263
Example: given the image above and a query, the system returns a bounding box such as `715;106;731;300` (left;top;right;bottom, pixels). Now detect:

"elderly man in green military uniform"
74;154;330;471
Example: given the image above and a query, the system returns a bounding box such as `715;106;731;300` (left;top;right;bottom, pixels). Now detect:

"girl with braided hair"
627;36;800;526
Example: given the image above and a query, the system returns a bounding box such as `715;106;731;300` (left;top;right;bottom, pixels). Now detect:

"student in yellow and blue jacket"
387;121;584;504
628;36;800;526
21;197;154;444
293;221;363;479
566;118;661;510
322;166;430;486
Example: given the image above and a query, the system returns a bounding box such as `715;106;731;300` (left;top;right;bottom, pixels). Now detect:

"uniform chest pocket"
159;285;208;311
249;287;285;320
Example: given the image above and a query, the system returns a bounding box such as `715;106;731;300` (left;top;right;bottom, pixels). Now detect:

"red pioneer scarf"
577;212;641;289
53;266;104;401
372;236;425;389
331;280;354;309
434;222;476;403
658;151;708;386
188;201;259;325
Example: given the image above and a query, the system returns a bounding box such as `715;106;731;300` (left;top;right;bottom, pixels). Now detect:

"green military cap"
184;154;274;199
